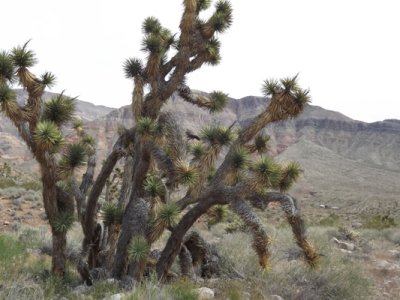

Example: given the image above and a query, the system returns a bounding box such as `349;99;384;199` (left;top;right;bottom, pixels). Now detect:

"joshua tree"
105;0;319;282
0;44;96;276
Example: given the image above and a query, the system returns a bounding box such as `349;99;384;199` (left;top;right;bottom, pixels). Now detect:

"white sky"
1;0;399;122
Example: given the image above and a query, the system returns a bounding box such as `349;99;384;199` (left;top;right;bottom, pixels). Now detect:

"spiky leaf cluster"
10;43;37;68
176;161;198;186
136;117;158;136
142;17;162;34
205;38;221;65
42;94;75;126
251;157;282;190
59;143;87;173
123;58;143;78
0;51;15;83
102;202;124;226
231;145;250;169
128;236;150;262
141;17;175;55
40;72;56;88
278;161;302;192
201;125;233;146
148;202;180;243
210;0;233;33
158;202;180;227
207;205;228;227
197;0;211;12
144;174;165;198
190;142;206;161
208;91;228;113
262;75;311;119
34;121;64;151
0;84;17;114
53;212;75;232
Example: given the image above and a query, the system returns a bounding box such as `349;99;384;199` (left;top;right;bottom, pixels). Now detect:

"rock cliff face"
1;91;399;215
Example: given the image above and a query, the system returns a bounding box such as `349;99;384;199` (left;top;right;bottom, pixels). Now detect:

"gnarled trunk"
51;229;67;276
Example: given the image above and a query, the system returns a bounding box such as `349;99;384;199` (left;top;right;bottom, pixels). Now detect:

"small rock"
332;238;356;251
3;220;10;225
106;278;117;284
375;260;400;271
102;293;125;300
351;222;363;229
339;249;353;254
331;206;339;210
72;284;91;295
389;250;400;258
196;287;214;299
270;295;284;300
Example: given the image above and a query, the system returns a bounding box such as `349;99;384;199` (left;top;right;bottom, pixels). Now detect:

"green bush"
0;234;25;263
363;215;397;230
168;280;197;300
317;213;341;227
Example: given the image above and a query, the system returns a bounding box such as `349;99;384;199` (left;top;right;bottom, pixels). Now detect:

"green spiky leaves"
197;0;211;11
158;202;180;227
201;125;233;146
128;236;150;263
59;143;87;173
102;202;124;226
42;94;75;126
40;72;56;88
144;174;165;198
208;205;228;227
53;212;75;232
231;145;250;169
142;17;162;35
262;79;280;96
0;83;16;111
123;58;143;78
205;38;221;66
0;51;15;83
10;42;37;69
210;0;233;33
278;161;302;192
190;142;206;161
209;91;228;113
176;161;198;186
148;202;180;243
263;75;311;120
34;121;64;152
136;117;158;136
251;157;282;190
247;135;270;154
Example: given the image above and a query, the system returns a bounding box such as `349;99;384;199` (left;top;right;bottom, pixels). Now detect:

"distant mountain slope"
1;91;399;215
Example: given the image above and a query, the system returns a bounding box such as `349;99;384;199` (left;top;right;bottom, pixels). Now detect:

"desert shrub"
216;227;372;300
167;279;197;300
363;214;397;230
0;234;25;263
20;180;42;191
18;228;42;248
317;213;342;227
0;283;44;300
23;190;41;202
0;177;17;189
0;186;26;198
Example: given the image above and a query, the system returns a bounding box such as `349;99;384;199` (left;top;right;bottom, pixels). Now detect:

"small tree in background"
0;44;97;276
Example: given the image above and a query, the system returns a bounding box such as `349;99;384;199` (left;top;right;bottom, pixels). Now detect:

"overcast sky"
1;0;399;122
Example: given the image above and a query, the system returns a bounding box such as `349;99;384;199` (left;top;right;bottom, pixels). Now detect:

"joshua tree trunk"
51;229;67;276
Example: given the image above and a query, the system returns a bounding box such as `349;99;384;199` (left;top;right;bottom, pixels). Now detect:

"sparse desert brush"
215;226;372;300
363;214;398;230
0;186;26;198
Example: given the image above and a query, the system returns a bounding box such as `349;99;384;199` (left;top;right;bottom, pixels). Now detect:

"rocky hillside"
1;91;399;215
